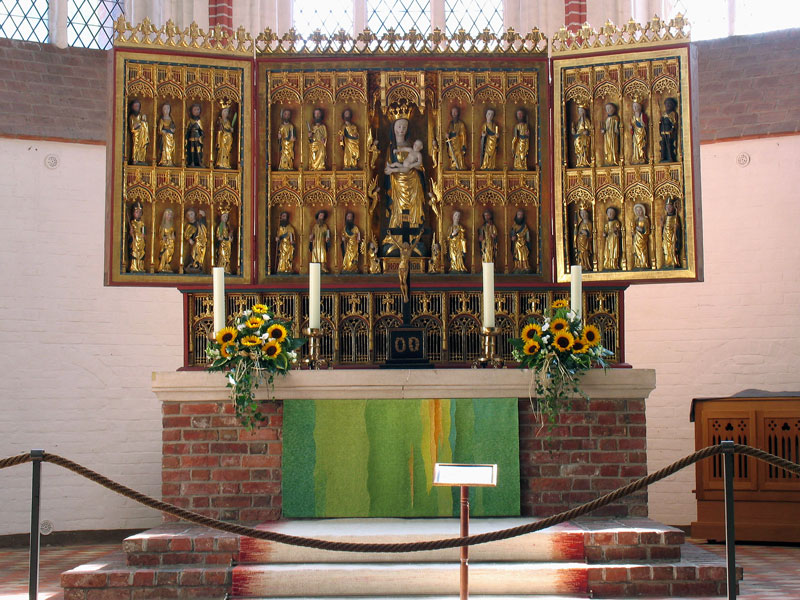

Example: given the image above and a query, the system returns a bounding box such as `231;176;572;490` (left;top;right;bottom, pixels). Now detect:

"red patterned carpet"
0;539;798;599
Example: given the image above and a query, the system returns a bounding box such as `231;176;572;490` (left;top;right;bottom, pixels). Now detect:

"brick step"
117;518;686;567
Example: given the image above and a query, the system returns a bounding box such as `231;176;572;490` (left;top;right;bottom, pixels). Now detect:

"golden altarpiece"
105;16;700;366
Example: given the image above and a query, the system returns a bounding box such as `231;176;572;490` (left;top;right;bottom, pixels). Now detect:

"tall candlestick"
309;262;321;329
570;265;582;320
482;262;495;329
212;267;225;335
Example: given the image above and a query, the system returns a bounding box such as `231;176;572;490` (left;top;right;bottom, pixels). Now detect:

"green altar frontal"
283;398;520;518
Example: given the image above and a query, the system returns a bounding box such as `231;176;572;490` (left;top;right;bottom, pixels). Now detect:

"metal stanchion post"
29;449;44;600
460;485;469;600
721;440;736;600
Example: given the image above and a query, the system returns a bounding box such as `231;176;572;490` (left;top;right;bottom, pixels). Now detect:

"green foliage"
206;304;305;429
510;300;612;431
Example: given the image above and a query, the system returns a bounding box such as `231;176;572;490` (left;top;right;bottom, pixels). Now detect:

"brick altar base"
155;369;652;522
61;518;740;599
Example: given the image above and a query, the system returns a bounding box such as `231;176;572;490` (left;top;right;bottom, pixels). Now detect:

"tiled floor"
0;539;798;599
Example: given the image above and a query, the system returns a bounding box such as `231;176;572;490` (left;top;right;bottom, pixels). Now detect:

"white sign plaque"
433;463;497;487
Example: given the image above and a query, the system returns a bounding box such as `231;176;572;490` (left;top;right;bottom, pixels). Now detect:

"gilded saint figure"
572;104;592;167
367;129;380;171
129;201;146;272
661;197;681;267
157;208;176;273
382;107;427;255
630;100;648;164
216;211;234;273
157;103;176;167
277;109;296;170
215;103;235;170
601;102;620;166
307;107;327;171
478;209;498;263
479;108;499;170
184;208;208;272
341;211;361;272
602;206;621;270
659;97;679;163
338;109;360;169
275;211;297;274
309;210;331;273
510;209;532;273
129;99;149;165
574;208;593;271
446;106;468;170
185;103;204;168
447;210;468;273
632;203;651;269
511;108;530;171
365;239;381;274
428;234;443;274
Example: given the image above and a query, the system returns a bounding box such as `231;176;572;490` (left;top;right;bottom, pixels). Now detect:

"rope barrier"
1;444;798;554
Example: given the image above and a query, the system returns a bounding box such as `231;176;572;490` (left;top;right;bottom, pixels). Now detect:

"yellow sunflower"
523;339;540;355
251;304;269;314
215;326;237;345
552;299;569;309
262;339;282;358
220;342;234;358
245;317;265;329
582;325;601;346
267;323;288;343
241;335;261;346
550;318;569;333
571;338;587;354
521;323;542;341
553;331;575;352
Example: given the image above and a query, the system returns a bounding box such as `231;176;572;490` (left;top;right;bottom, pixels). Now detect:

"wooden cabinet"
690;396;800;542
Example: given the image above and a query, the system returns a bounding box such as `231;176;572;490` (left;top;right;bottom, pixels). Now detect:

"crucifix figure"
387;213;424;324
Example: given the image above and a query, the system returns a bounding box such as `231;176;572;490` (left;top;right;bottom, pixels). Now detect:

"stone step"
237;518;684;564
231;562;590;597
233;597;590;599
239;519;583;563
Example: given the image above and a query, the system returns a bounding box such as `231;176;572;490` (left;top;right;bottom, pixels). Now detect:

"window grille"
368;0;431;36
293;0;354;37
67;0;123;49
0;0;48;43
445;0;502;37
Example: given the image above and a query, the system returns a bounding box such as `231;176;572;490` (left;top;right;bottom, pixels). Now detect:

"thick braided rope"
1;445;797;553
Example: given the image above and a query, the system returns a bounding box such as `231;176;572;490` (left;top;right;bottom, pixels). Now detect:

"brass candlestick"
472;326;504;368
302;327;329;370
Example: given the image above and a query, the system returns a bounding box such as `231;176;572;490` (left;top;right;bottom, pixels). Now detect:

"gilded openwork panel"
553;27;700;283
108;50;253;284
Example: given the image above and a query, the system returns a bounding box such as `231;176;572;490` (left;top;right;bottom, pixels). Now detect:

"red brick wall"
162;396;646;522
519;397;648;518
161;400;283;523
695;29;800;141
0;38;108;142
1;29;800;144
565;0;587;32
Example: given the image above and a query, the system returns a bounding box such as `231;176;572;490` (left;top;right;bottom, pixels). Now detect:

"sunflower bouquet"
206;304;305;429
510;298;612;431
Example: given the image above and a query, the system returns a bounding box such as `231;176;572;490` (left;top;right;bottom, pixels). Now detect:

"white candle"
212;267;225;335
482;262;495;329
309;262;321;330
570;265;582;320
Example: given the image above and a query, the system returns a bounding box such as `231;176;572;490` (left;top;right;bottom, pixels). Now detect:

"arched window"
444;0;502;37
0;0;49;43
292;0;354;37
368;0;431;35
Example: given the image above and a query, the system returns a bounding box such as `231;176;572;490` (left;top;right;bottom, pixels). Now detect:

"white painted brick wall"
626;134;800;526
2;134;797;535
0;138;183;535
